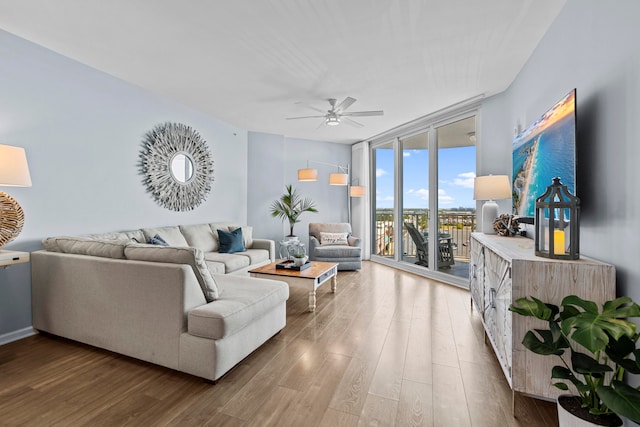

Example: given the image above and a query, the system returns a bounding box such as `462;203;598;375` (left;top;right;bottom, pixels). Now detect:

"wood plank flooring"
0;261;558;426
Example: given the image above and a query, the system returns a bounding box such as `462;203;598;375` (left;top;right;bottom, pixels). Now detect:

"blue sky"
375;146;476;209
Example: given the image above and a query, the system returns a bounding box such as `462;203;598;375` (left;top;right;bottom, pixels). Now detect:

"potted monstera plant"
509;295;640;426
270;184;318;239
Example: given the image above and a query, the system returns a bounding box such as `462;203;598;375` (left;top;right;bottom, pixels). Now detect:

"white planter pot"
557;395;623;427
294;256;308;266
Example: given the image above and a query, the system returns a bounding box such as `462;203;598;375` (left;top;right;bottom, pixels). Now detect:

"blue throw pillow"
218;228;245;253
147;234;169;246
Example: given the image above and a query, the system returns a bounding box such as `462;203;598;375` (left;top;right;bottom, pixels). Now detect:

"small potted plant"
270;184;318;239
293;252;308;267
509;295;640;426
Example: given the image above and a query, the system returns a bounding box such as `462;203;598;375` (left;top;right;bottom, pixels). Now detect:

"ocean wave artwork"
512;90;576;217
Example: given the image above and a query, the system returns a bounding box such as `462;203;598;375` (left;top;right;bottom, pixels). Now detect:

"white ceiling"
0;0;565;144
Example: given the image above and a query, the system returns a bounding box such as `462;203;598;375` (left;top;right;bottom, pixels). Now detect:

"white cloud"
453;171;476;189
438;189;455;205
403;151;411;157
415;188;429;200
376;168;387;178
377;195;394;202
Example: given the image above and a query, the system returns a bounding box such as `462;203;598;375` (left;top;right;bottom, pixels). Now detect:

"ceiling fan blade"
341;117;364;128
315;119;326;131
286;115;327;120
294;102;326;114
341;110;384;117
335;96;356;113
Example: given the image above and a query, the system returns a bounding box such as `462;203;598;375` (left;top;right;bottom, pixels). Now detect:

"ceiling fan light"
326;116;340;126
298;168;318;182
329;173;348;186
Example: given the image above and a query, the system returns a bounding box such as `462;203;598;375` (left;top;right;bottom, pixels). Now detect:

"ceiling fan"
286;97;384;128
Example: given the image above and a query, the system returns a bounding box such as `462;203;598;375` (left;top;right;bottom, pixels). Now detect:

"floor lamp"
0;144;32;248
298;161;365;224
473;175;511;234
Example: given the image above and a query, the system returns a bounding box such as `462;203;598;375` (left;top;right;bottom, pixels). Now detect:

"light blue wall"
248;132;351;250
0;30;248;339
480;0;640;301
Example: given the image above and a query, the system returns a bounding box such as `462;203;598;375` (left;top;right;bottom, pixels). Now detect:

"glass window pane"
400;131;429;267
373;141;394;257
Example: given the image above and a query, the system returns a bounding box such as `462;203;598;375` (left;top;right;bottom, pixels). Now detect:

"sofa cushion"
124;243;219;301
180;223;219;252
229;225;253;248
204;252;250;273
237;248;270;265
187;275;289;340
313;244;361;258
218;228;245;254
89;230;146;243
54;236;129;259
141;226;189;247
320;231;349;246
205;260;226;274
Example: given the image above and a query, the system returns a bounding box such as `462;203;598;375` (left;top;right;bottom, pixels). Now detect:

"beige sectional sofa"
31;222;288;381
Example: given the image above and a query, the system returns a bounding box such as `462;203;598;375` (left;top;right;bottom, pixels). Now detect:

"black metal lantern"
535;177;580;259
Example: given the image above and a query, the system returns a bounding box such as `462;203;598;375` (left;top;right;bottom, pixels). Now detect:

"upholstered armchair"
308;223;362;271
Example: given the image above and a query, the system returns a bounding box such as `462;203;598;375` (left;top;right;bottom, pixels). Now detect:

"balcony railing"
375;209;476;260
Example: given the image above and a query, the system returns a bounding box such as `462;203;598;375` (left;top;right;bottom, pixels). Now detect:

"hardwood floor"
0;261;558;426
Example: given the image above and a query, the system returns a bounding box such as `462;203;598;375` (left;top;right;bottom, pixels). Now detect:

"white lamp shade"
473;175;510;200
0;144;32;187
349;185;366;197
298;168;318;182
329;173;348;186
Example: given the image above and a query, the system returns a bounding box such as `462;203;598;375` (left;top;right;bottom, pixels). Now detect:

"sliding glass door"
371;109;477;287
434;117;477;275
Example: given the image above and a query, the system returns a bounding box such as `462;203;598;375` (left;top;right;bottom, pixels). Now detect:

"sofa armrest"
250;238;275;262
348;235;361;247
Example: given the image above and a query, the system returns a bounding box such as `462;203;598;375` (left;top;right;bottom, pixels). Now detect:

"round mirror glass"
170;153;194;183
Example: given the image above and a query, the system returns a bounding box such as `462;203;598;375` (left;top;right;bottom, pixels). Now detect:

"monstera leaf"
598;380;640;424
509;296;557;321
560;296;640;354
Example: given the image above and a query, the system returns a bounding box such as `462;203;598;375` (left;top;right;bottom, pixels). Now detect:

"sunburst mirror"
139;122;214;211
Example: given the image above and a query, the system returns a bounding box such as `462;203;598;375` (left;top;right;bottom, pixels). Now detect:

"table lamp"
0;144;32;248
473;175;511;234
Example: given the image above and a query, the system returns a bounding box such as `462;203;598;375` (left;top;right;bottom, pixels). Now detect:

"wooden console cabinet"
469;232;615;401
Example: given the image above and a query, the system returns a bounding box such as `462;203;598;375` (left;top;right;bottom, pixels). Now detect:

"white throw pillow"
319;232;349;246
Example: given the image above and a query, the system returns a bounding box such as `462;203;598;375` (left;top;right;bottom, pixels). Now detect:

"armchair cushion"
314;245;361;258
319;231;349;246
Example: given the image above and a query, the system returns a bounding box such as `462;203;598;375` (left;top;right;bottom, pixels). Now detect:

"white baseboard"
0;326;37;346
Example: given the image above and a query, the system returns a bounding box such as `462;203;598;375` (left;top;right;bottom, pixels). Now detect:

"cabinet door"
469;237;485;313
483;248;513;382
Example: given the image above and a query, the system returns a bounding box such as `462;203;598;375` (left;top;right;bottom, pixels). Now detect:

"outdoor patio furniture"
404;222;455;268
